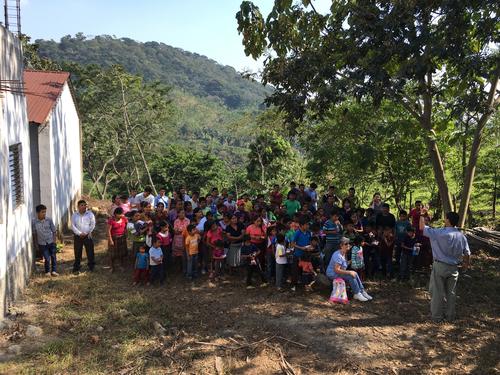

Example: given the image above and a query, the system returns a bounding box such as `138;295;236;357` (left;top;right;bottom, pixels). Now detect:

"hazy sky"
19;0;331;72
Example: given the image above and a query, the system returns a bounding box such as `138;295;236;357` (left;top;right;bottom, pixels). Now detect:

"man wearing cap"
326;237;373;302
419;210;470;322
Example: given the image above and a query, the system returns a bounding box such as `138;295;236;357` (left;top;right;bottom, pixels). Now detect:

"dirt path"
0;214;498;374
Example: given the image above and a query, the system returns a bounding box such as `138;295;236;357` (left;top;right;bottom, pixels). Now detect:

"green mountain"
35;33;271;110
34;34;273;166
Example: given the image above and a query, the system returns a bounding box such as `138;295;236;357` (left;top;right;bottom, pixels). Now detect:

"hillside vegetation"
35;34;271;110
34;34;275;179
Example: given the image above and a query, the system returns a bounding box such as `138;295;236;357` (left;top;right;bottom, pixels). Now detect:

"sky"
18;0;331;73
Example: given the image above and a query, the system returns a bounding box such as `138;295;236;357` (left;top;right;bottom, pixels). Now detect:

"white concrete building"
0;25;82;316
24;70;82;232
0;25;34;317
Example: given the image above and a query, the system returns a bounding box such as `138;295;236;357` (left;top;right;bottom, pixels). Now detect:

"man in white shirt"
190;191;200;209
129;189;140;209
136;186;155;207
71;199;96;273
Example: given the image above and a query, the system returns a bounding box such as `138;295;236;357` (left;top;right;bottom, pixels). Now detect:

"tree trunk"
422;131;453;216
462;119;469;183
417;72;453;217
493;167;498;220
458;73;499;228
256;150;266;187
134;139;157;195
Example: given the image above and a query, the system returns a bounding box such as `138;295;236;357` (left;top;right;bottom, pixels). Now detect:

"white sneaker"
353;293;369;302
51;272;59;277
45;272;51;277
361;290;373;300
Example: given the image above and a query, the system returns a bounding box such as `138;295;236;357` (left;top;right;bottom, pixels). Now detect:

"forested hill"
35;34;271;110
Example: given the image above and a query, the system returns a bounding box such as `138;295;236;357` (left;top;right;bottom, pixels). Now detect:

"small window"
9;143;24;209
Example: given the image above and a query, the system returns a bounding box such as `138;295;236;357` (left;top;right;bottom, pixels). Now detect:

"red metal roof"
23;70;71;124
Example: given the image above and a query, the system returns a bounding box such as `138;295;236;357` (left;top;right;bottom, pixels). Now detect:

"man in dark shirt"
322;195;336;218
376;203;396;232
322;185;340;205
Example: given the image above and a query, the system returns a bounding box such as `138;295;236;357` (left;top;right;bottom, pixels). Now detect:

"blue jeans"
329;273;364;295
149;264;165;284
186;254;198;278
39;243;57;273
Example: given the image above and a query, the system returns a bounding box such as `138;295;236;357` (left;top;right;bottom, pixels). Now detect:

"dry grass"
0;217;498;374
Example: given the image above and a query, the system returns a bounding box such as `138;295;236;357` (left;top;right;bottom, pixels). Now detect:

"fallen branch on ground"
275;335;308;348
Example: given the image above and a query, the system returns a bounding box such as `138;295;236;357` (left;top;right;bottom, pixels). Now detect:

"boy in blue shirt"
133;245;149;286
291;218;313;291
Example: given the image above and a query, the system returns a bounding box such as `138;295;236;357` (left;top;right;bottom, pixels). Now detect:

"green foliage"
149;145;224;192
237;0;498;124
20;34;61;70
246;109;305;190
300;100;431;207
247;130;291;184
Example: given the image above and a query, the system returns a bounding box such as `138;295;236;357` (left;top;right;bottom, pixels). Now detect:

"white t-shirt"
149;246;163;266
190;199;199;209
129;195;140;207
136;192;155;206
275;244;288;265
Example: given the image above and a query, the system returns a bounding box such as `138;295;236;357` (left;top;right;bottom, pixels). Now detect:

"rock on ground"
25;325;43;338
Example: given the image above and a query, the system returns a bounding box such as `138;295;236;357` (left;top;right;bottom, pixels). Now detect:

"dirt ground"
0;209;498;374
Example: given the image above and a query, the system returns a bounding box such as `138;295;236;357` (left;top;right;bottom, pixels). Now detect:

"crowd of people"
105;183;440;300
32;182;470;315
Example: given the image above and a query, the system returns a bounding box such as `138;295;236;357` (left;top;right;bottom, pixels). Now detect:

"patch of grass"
41;338;77;356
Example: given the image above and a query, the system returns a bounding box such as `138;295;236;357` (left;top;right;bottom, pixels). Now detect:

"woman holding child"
326;237;373;302
246;217;267;267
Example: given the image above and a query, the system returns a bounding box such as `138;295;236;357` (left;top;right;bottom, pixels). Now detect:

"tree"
300;100;430;208
247;130;292;186
245;109;303;189
20;35;61;70
68;63;174;197
149;144;224;192
237;0;499;225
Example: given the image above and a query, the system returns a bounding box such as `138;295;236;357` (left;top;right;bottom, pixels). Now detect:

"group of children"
105;183;431;292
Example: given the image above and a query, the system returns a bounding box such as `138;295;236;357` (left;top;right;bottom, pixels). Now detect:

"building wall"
29;124;40;207
47;82;82;231
0;25;33;317
38;123;53;222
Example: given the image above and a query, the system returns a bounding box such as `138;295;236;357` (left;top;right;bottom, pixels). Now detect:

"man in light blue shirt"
420;210;470;322
154;188;169;208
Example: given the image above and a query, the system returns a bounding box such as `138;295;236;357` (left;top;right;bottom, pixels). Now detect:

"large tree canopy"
237;0;499;226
